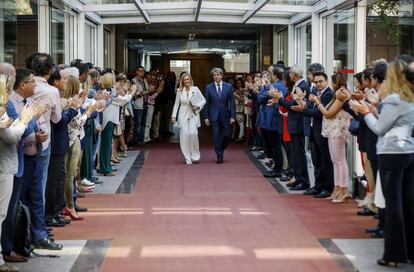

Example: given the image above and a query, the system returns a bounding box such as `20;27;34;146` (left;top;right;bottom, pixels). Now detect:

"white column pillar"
355;0;367;73
353;0;367;177
97;23;104;68
311;12;321;64
288;24;295;66
38;0;50;53
77;12;85;61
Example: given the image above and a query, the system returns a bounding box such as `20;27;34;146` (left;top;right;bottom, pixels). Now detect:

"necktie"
23;98;27;105
217;84;222;98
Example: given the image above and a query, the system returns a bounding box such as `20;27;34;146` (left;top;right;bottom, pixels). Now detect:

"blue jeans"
1;179;23;254
133;108;145;144
39;144;51;201
19;154;48;242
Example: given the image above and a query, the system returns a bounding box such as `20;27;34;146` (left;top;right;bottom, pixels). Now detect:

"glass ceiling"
82;0;322;25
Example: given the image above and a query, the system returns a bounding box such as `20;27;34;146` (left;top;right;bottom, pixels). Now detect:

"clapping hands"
32;103;47;120
308;94;320;105
267;89;282;100
19;104;36;125
0;114;13;129
349;99;370;114
68;95;81;109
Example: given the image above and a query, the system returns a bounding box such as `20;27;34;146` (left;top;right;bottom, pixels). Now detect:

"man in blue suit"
257;64;287;177
204;68;236;164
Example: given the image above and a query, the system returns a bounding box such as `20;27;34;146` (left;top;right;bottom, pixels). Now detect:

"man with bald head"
0;63;16;90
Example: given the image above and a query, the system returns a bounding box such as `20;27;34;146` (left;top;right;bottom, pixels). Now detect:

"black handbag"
348;118;360;136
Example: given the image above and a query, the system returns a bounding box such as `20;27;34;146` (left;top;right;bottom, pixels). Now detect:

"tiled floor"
18;143;411;272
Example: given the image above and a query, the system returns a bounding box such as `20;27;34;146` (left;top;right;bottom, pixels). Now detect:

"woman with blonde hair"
171;73;206;164
0;73;37;272
100;73;135;176
350;57;414;267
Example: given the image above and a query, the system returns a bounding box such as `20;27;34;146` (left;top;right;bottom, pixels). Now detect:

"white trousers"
179;118;200;164
144;104;155;142
236;113;245;139
0;174;14;265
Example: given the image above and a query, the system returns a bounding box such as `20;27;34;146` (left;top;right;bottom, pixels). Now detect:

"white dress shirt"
32;76;62;151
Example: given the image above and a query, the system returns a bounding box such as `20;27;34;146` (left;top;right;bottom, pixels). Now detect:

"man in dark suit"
204;68;236;164
270;64;310;191
291;71;334;198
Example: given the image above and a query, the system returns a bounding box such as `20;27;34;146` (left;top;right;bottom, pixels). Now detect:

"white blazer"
172;86;206;128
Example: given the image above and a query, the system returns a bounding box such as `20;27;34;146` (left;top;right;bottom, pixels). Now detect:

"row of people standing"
237;58;414;267
0;53;149;272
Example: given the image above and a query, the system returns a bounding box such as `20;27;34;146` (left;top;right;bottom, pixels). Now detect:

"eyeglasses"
314;80;325;84
25;79;35;84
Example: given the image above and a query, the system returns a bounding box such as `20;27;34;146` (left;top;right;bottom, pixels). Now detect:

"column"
38;0;50;53
288;24;295;66
311;12;321;64
77;12;85;61
97;23;104;68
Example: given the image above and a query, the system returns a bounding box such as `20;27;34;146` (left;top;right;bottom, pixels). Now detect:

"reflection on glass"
295;23;311;74
367;1;414;62
224;53;250;73
170;60;191;86
0;0;38;66
51;7;65;65
324;8;355;89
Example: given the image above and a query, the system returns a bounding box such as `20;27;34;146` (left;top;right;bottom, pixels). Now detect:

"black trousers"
283;141;294;176
310;132;334;192
45;154;66;221
379;153;414;262
261;128;283;173
290;133;310;187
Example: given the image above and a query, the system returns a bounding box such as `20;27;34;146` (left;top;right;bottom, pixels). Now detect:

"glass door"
295;22;312;73
322;8;355;89
51;7;65;65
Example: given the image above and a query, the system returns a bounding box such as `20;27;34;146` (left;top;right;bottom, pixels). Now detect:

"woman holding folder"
171;73;206;164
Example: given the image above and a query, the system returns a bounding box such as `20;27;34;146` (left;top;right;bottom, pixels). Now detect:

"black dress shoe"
280;175;293;182
263;171;282;178
290;183;309;191
371;230;384;238
366;226;382;234
46;218;65;228
33;238;63;250
357;208;377;216
75;206;88;212
377;258;398;267
216;158;223;164
286;181;299;188
313;190;331;198
55;216;70;225
304;188;320;196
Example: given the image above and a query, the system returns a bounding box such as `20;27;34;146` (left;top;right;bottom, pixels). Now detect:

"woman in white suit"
171;73;206;164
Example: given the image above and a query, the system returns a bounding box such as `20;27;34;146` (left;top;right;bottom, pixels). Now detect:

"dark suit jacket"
278;79;309;134
204;82;236;123
257;80;287;134
6;100;37;177
50;107;78;156
302;86;334;144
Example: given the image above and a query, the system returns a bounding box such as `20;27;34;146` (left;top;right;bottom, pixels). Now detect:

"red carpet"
56;143;375;271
